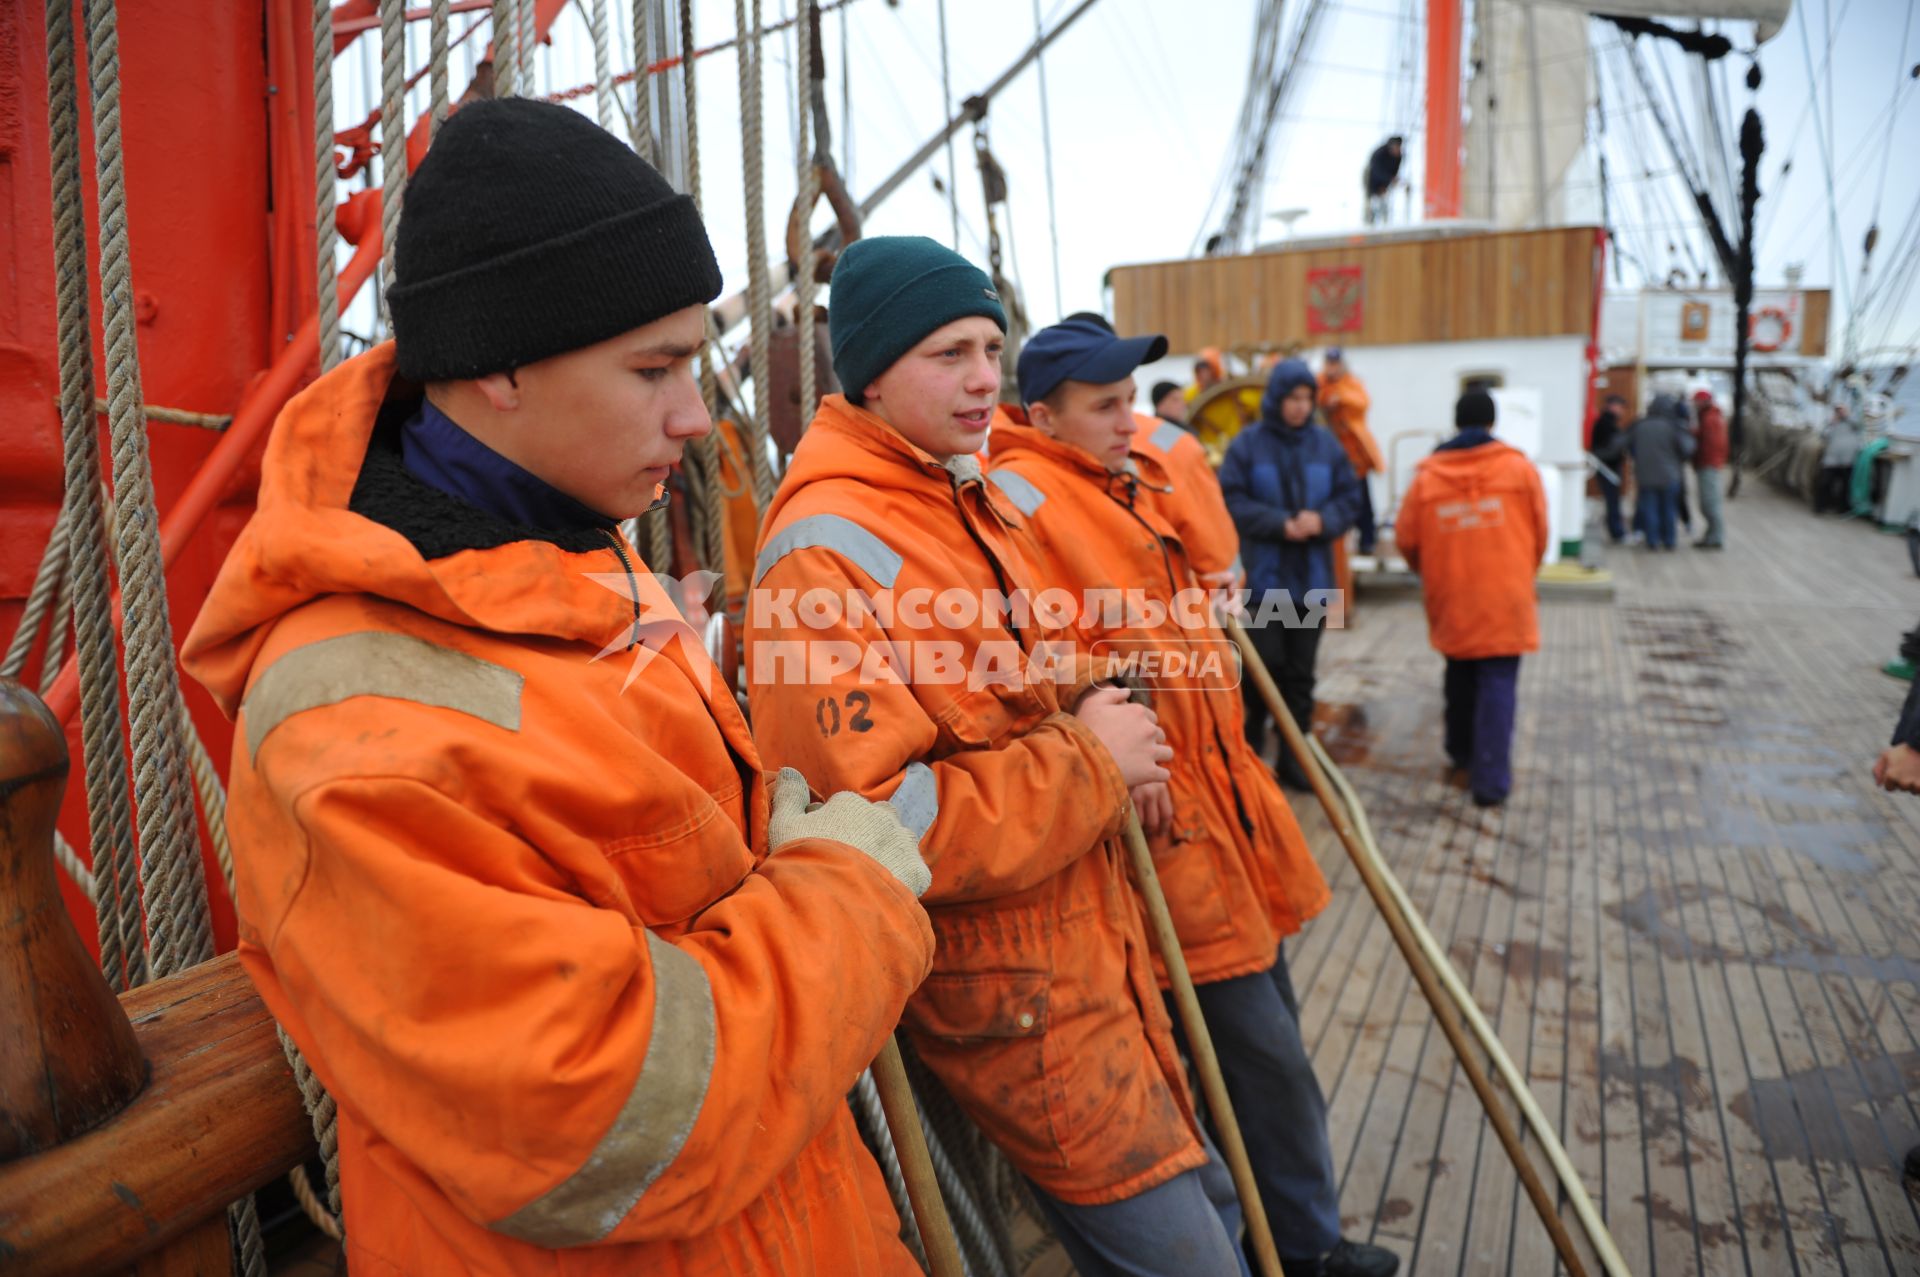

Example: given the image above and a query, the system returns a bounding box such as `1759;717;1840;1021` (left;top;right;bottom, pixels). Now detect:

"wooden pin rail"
0;678;314;1274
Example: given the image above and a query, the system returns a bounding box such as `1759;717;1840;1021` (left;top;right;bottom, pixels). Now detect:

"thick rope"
39;560;75;699
852;1072;929;1268
83;11;260;1266
379;0;406;321
85;0;212;980
92;397;232;430
517;0;534;92
590;0;615;130
629;0;654;160
430;0;452;134
732;0;777;510
315;0;341;371
490;0;516;96
46;0;142;992
52;832;96;903
646;502;674;576
2;504;70;681
794;1;818;432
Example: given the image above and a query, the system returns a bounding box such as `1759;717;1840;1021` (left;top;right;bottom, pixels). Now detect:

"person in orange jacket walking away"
1317;349;1385;555
182;100;937;1276
988;317;1399;1277
1393;389;1549;808
743;236;1257;1277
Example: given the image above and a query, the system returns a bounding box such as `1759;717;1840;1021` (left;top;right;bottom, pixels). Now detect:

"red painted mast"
1424;0;1463;219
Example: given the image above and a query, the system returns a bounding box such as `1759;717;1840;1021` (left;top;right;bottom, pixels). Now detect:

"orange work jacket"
743;395;1206;1206
182;346;933;1277
1130;413;1241;583
1393;434;1549;660
1318;372;1385;476
987;417;1328;984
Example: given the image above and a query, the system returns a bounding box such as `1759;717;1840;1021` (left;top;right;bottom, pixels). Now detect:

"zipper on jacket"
1106;482;1257;836
949;475;1027;648
604;529;642;651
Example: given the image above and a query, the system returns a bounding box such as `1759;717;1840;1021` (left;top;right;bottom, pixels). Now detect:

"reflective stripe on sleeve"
753;513;903;588
241;630;524;762
984;469;1047;517
888;762;939;842
492;933;717;1246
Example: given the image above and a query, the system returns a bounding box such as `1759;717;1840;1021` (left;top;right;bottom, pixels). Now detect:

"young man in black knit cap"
185;98;935;1276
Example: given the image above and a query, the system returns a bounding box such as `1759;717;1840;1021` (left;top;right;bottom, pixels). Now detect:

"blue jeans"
1641;484;1680;548
1169;948;1343;1263
1028;1137;1250;1277
1599;476;1625;542
1445;655;1520;802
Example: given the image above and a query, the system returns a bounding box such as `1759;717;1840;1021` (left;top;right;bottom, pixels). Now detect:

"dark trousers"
1444;655;1521;802
1640;483;1680;548
1169;948;1343;1263
1028;1145;1249;1277
1599;476;1626;542
1355;481;1377;554
1816;465;1852;514
1241;614;1324;784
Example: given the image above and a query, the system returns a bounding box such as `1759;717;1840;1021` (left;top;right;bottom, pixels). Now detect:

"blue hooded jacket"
1218;358;1366;600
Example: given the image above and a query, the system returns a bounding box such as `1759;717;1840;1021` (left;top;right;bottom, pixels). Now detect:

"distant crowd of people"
1588;389;1729;551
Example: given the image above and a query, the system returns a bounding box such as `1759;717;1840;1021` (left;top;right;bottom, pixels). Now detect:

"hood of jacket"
1258;358;1318;428
183;343;642;719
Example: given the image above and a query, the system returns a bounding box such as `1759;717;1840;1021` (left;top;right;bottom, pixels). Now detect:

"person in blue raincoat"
1219;358;1365;789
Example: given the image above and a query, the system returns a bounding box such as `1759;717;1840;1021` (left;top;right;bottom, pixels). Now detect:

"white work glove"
768;768;933;898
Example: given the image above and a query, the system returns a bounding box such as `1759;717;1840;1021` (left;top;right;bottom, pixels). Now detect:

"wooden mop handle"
1222;616;1592;1277
1120;811;1285;1277
868;1036;966;1277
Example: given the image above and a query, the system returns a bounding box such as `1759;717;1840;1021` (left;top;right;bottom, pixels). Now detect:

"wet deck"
1287;486;1920;1276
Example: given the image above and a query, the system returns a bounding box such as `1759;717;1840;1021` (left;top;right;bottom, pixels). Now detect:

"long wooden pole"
1120;812;1285;1277
868;1037;966;1277
1224;616;1591;1277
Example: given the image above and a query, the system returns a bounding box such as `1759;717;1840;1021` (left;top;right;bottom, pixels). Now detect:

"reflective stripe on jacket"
183;345;933;1276
744;395;1207;1206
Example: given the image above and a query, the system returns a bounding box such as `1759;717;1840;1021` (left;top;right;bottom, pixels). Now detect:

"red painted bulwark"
1;1;316;954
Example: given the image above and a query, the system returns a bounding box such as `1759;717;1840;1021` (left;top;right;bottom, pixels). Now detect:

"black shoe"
1472;791;1506;808
1694;539;1724;550
1286;1238;1402;1277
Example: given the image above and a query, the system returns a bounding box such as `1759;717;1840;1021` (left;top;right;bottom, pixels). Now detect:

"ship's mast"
1424;0;1464;218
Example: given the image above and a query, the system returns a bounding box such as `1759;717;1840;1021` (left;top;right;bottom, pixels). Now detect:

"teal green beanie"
829;236;1007;402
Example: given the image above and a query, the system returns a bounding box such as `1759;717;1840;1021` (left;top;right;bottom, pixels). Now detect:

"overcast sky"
346;0;1919;361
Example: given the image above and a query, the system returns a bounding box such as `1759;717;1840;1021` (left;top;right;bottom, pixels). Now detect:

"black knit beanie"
1455;389;1497;429
389;99;722;381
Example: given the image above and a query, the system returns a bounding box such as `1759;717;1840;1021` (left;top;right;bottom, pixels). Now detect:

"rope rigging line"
590;0;616;130
85;0;213;981
935;0;960;249
734;0;778;510
316;0;343;370
518;0;535;91
1794;0;1850;321
795;0;818;430
430;0;452;133
491;0;516;95
678;0;727;596
1029;0;1062;318
44;0;141;992
630;0;655;160
2;505;70;685
379;0;407;321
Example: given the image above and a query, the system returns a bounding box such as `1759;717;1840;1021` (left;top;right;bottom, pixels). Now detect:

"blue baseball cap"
1016;319;1170;406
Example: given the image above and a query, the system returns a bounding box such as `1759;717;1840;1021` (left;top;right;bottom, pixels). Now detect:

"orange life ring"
1748;305;1792;353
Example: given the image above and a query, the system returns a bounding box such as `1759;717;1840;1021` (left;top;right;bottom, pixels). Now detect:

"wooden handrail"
0;678;315;1273
0;953;315;1272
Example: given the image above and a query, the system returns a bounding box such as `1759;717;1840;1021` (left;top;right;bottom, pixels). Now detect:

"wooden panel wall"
1110;226;1604;352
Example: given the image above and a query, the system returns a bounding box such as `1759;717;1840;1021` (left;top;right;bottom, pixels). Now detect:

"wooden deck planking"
1282;486;1920;1277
